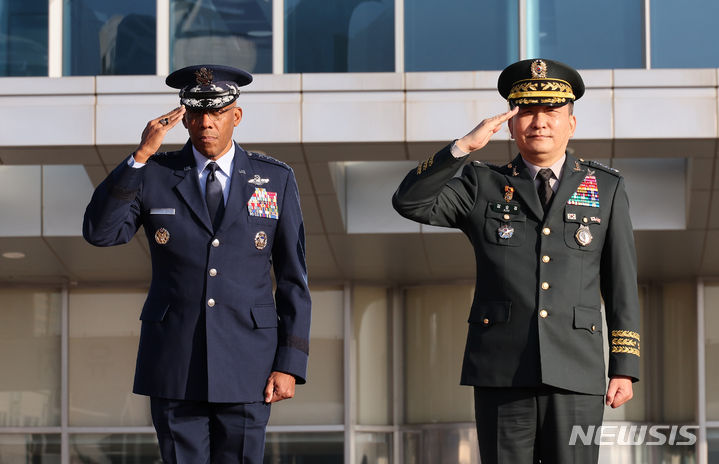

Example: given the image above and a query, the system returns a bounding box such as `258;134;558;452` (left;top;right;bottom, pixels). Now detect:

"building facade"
1;0;718;462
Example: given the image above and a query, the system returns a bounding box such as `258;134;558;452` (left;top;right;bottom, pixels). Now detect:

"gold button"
541;282;550;290
483;318;490;325
209;268;217;277
539;309;548;318
542;255;550;263
207;298;215;307
591;325;596;332
542;227;551;235
503;214;510;220
212;238;220;247
583;217;588;223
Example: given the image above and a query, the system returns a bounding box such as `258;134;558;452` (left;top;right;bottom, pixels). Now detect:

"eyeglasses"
185;105;236;123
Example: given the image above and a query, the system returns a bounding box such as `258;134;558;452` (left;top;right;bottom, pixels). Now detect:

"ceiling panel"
0;237;69;281
634;230;705;280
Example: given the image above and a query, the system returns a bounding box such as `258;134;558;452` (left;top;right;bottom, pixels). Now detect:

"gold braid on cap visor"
507;79;575;101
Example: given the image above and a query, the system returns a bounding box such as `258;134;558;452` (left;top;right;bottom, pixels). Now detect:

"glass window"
264;432;343;463
705;283;719;420
652;0;719;67
0;289;61;427
285;0;393;72
401;426;478;464
709;428;719;464
0;434;61;463
170;0;272;74
0;0;47;76
269;286;344;425
356;431;392;464
70;434;160;463
69;289;151;427
62;0;156;75
404;285;475;424
353;286;391;425
525;0;643;69
405;0;518;71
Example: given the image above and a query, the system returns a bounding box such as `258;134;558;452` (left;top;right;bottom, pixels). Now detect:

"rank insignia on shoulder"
155;227;170;245
504;186;514;202
248;174;269;186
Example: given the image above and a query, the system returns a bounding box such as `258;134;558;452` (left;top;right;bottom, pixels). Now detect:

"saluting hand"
264;371;296;404
134;106;186;163
455;106;519;154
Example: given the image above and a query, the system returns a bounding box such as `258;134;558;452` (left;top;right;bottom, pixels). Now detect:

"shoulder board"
248;151;290;170
581;159;620;176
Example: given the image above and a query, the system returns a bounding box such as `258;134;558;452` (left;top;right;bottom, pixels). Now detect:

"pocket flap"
573;306;601;333
469;301;511;326
251;304;279;328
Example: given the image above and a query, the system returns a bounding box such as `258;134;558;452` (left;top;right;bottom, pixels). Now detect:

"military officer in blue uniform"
393;59;640;463
83;65;311;463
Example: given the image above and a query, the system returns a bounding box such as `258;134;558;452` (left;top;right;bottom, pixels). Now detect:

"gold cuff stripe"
416;154;435;175
612;338;638;347
611;346;640;357
611;330;640;341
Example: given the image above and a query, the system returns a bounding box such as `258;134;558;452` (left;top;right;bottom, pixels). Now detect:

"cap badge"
531;60;548;79
195;67;214;86
255;231;268;250
155;227;170;245
497;223;514;239
504;186;514;202
575;224;593;246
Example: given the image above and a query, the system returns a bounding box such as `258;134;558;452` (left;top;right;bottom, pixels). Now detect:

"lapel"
172;142;214;234
216;143;253;233
546;153;588;218
506;154;544;221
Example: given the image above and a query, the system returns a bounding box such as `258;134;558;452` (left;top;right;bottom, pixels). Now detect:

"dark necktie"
205;162;225;229
537;168;554;212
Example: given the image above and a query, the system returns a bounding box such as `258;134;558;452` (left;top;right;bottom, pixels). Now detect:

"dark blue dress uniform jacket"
393;144;640;395
83;141;311;403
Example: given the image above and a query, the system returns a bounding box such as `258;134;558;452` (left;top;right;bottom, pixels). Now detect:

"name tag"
490;202;520;215
150;208;175;215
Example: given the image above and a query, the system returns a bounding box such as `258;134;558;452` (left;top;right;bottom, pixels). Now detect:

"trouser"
150;397;271;464
474;386;604;464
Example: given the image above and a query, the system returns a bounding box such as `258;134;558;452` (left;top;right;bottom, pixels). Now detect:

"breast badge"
575;224;593;246
497;224;514;239
504;186;514;202
248;174;270;186
255;231;268;250
155;228;170;245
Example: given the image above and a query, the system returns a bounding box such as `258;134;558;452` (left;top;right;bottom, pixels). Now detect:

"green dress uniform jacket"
392;143;640;395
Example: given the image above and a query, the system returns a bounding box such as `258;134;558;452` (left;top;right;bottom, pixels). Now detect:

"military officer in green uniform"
392;59;640;463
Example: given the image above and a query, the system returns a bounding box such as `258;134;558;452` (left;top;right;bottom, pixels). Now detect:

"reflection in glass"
705;284;719;420
285;0;393;72
0;290;61;427
170;0;272;74
0;0;48;76
62;0;156;75
353;287;391;425
404;285;475;423
405;0;517;71
269;287;344;425
356;432;392;464
652;0;719;67
401;426;478;464
264;432;343;463
0;434;61;463
70;434;160;463
709;428;719;464
525;0;642;69
69;289;151;427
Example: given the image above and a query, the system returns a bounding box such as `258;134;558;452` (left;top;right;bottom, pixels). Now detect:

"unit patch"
248;188;279;219
567;175;599;207
155;228;170;245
